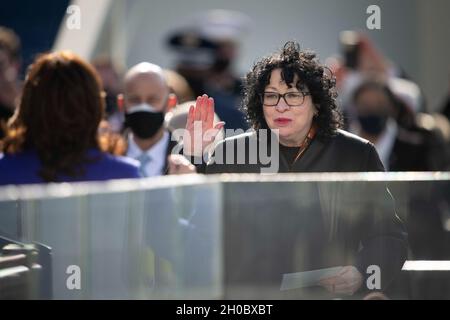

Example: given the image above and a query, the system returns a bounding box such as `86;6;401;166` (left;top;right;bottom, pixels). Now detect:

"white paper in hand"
280;266;344;291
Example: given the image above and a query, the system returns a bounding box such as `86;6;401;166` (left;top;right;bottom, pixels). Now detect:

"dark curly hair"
1;51;106;182
243;41;343;141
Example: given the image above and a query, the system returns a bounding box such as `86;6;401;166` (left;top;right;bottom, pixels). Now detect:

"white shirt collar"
373;119;398;171
351;118;398;171
126;131;170;177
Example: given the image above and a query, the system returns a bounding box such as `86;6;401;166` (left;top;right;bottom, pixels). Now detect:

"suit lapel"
163;133;178;175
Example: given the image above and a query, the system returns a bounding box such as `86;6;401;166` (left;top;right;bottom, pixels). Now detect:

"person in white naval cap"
167;9;252;133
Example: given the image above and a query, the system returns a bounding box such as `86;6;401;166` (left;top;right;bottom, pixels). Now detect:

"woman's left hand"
318;266;363;296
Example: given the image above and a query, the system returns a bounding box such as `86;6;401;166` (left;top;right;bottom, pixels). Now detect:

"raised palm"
183;94;225;156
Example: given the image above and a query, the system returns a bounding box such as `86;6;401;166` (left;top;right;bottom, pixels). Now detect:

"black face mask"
357;114;388;136
125;111;165;139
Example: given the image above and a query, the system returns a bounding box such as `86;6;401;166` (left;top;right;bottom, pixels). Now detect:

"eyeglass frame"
259;91;311;107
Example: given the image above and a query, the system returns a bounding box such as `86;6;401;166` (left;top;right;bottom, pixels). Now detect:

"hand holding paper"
318;265;363;296
280;266;344;291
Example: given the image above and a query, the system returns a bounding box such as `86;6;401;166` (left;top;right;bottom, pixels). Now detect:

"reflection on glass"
0;173;449;299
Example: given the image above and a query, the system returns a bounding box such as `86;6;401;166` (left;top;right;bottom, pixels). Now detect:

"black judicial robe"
196;129;407;297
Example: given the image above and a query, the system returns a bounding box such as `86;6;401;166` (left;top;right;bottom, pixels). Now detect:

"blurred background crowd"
1;0;450;301
1;0;450;177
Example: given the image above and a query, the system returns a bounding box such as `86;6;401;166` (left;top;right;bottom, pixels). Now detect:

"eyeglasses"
260;91;310;107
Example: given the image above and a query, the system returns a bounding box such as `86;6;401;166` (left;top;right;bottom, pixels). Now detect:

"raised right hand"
183;94;225;156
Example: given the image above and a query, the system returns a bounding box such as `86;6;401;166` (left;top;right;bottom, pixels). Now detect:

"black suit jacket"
193;129;407;294
162;132;180;175
389;126;450;171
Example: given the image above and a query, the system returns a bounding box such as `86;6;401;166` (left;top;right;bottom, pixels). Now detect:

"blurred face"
0;49;18;82
124;72;169;111
354;87;392;116
262;68;316;146
0;49;20;107
96;65;120;93
354;87;392;137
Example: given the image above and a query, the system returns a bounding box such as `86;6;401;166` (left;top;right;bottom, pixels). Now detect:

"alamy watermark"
66;264;81;290
366;264;381;290
366;5;381;30
66;5;81;30
171;123;280;174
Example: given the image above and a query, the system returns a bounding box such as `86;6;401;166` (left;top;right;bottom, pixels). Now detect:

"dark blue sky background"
0;0;70;77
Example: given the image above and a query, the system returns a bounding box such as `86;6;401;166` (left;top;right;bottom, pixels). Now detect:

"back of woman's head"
2;51;105;181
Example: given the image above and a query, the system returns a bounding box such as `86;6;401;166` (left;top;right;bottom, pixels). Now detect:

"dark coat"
202;129;384;174
194;129;407;296
388;124;450;171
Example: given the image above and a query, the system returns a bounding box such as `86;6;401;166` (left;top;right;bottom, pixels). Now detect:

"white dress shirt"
373;119;398;171
126;131;170;177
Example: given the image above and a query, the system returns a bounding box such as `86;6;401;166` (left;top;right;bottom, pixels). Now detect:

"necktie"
137;153;151;177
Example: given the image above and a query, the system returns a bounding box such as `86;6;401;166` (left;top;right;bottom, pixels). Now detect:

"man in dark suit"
350;79;450;171
119;62;195;176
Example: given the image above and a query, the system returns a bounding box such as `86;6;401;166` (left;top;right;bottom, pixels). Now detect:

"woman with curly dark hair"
184;41;385;174
182;41;406;297
0;51;140;184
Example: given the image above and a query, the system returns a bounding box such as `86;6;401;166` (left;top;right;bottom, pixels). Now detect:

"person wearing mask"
167;9;250;132
350;79;450;295
119;62;196;177
350;79;450;171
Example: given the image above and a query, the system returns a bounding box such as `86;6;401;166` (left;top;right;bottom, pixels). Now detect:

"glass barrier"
1;173;449;300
